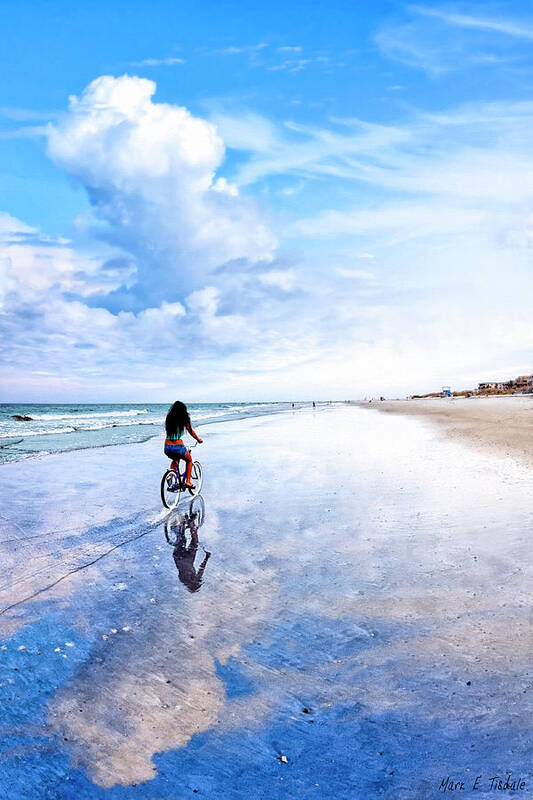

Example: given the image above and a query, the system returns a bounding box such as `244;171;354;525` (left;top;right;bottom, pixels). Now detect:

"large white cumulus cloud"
47;75;275;304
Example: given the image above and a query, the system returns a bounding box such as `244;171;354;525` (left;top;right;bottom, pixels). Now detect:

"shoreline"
0;401;321;467
357;394;533;467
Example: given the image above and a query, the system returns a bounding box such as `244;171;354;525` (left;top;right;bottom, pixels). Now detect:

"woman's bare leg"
184;451;194;487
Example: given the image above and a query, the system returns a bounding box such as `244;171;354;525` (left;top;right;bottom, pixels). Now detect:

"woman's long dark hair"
165;401;191;436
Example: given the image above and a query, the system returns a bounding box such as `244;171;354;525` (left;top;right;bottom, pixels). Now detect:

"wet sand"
0;405;532;799
359;395;533;467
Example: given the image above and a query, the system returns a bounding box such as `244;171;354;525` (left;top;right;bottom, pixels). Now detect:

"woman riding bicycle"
164;401;203;489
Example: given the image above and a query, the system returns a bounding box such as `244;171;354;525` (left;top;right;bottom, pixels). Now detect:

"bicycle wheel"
188;461;203;496
161;469;182;509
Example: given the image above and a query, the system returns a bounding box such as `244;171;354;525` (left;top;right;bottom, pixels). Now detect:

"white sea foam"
74;418;164;431
0;427;77;438
29;409;148;421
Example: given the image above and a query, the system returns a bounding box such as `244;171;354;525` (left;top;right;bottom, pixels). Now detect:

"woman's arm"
186;423;203;443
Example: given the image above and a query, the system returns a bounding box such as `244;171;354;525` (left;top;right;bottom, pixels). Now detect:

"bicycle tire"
188;461;203;496
161;469;182;509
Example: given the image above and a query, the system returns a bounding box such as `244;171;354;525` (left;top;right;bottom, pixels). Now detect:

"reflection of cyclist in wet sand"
174;528;210;593
164;500;210;592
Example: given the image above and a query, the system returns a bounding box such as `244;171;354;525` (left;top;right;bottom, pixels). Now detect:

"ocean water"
0;402;304;464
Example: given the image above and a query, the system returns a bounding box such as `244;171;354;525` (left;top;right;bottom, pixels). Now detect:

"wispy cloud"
0;125;48;140
410;5;533;40
0;106;58;122
268;58;312;73
376;5;529;74
212;111;410;185
375;24;451;74
0;106;56;140
336;267;378;281
204;42;337;75
231;99;533;204
217;43;268;55
130;57;185;67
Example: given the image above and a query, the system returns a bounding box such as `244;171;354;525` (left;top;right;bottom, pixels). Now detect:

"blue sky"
1;0;533;401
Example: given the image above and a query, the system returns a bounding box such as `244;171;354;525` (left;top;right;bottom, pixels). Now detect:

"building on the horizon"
478;381;504;391
478;374;533;393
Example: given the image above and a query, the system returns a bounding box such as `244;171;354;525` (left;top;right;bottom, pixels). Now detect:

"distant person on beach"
164;401;202;489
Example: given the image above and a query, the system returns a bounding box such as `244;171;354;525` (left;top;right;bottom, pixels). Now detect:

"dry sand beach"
0;404;532;799
360;394;533;468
